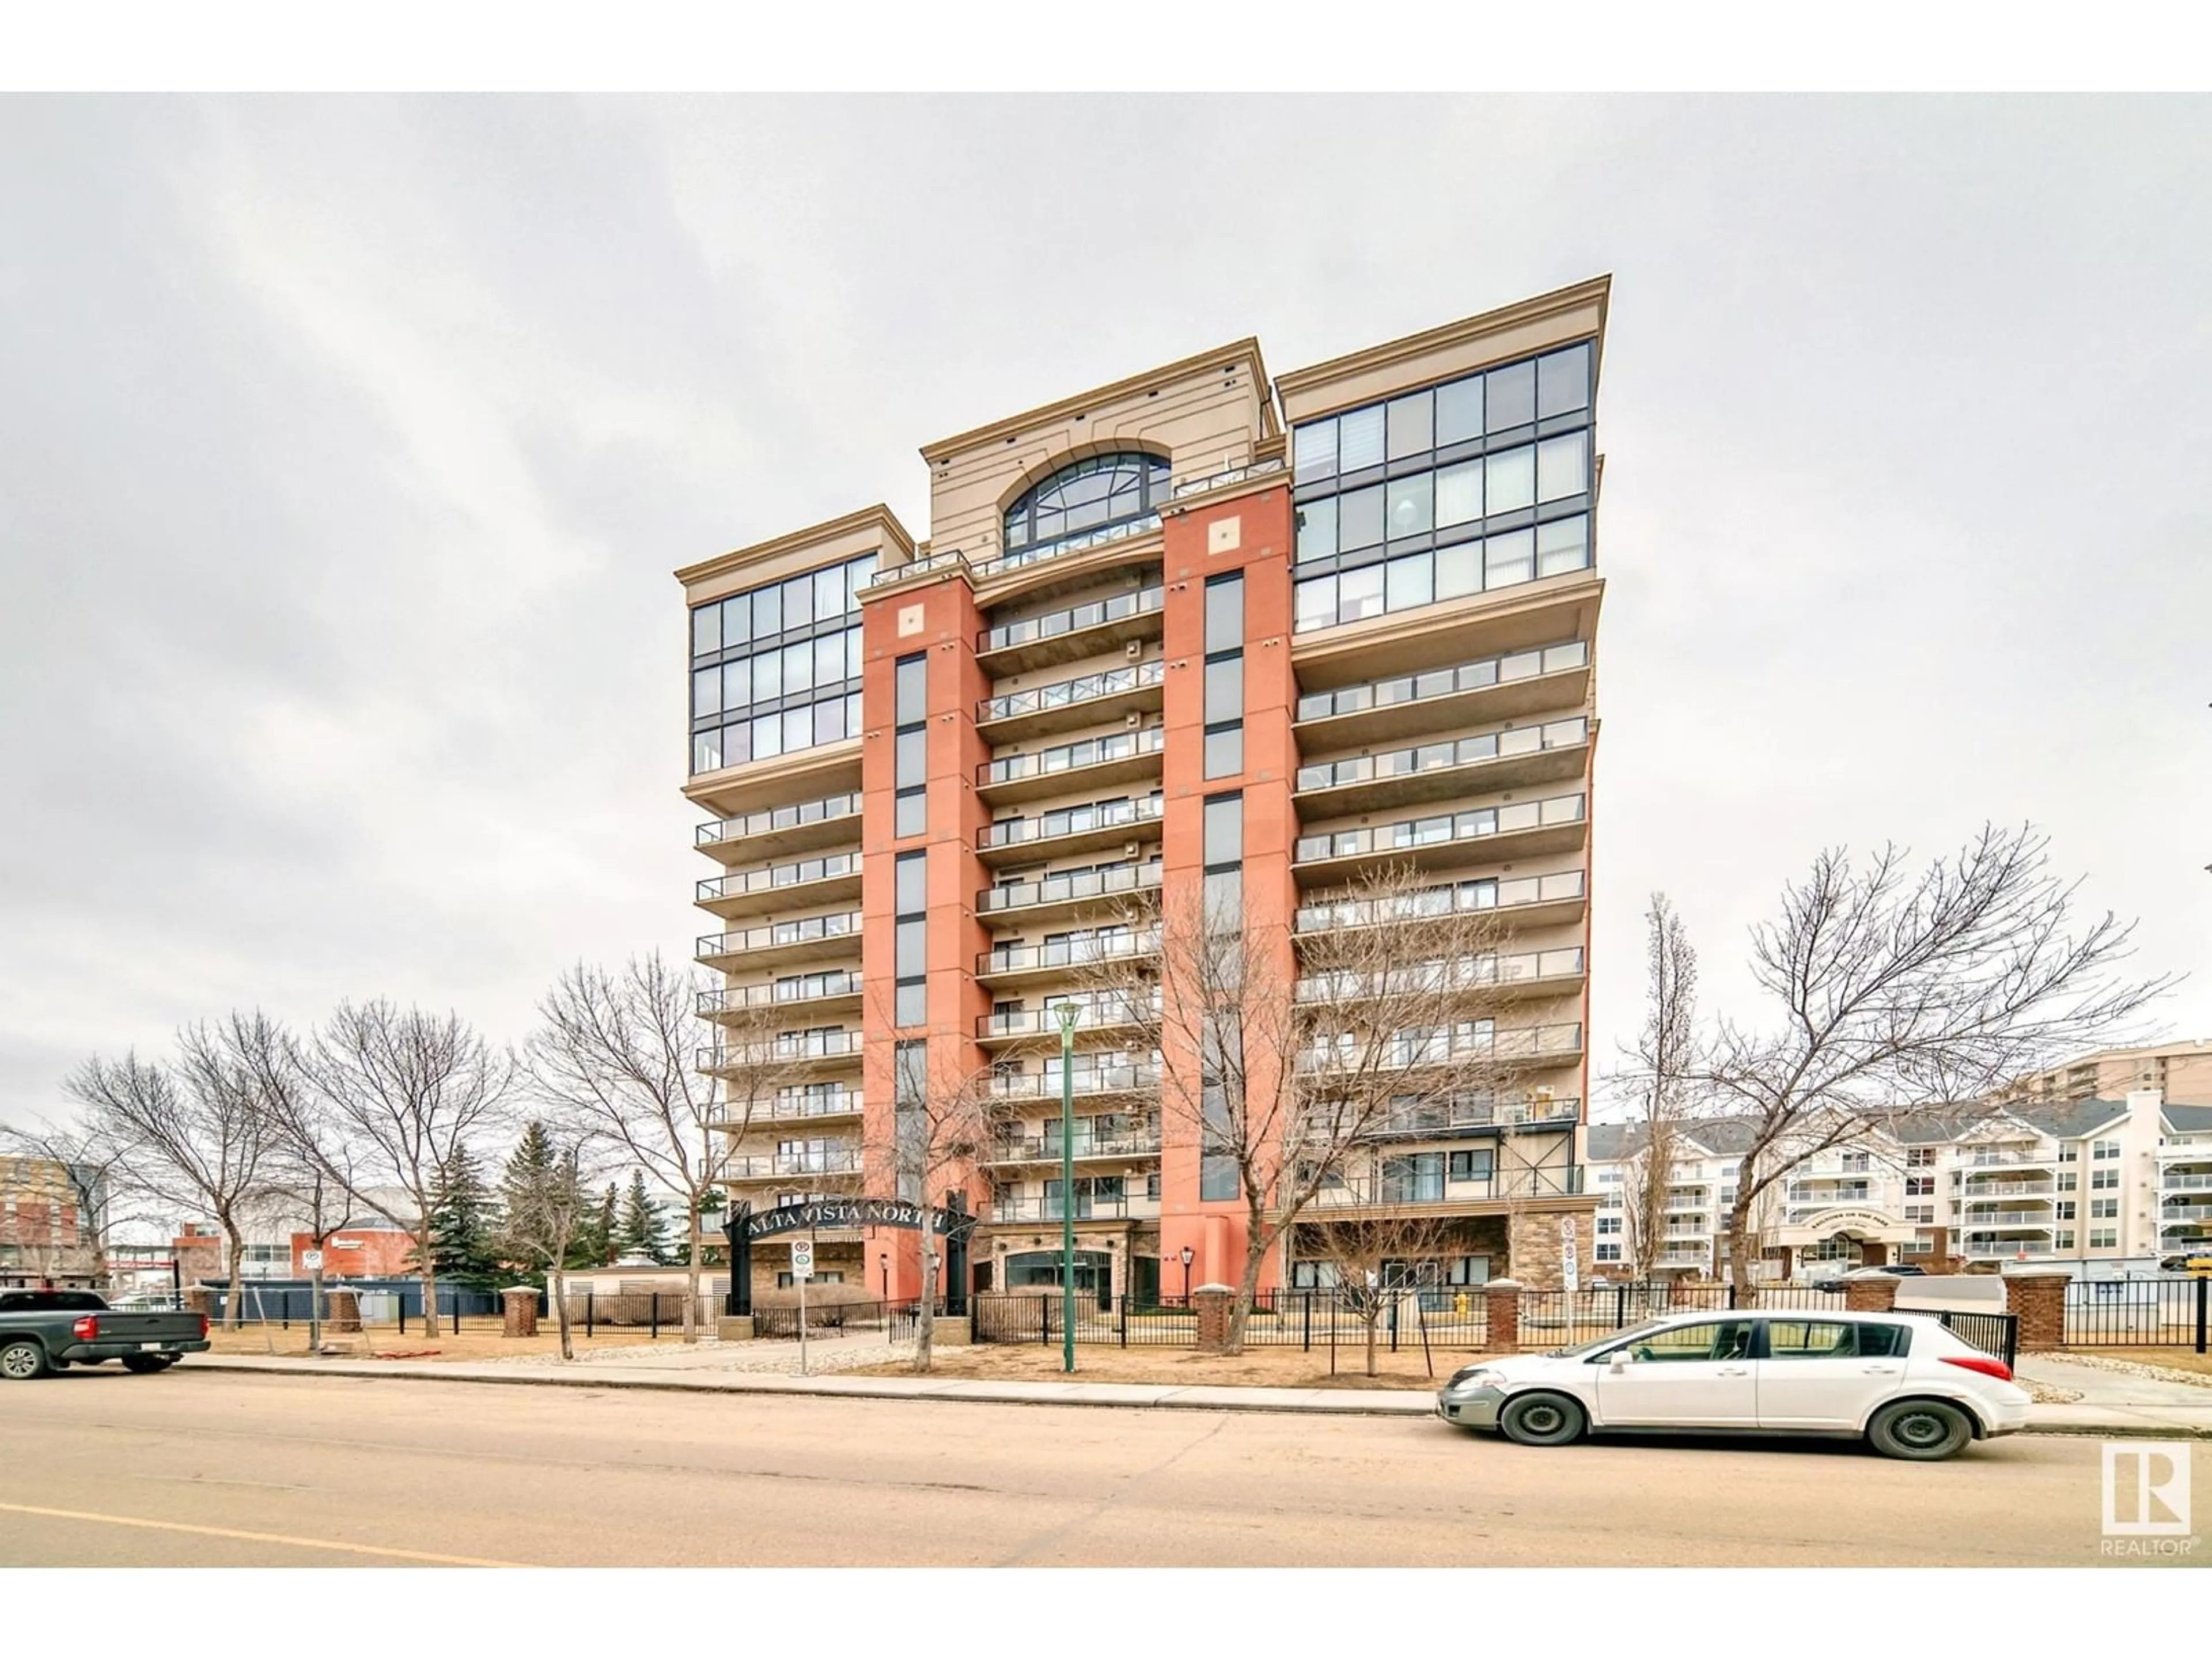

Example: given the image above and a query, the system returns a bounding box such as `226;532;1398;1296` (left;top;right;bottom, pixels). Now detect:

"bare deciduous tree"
66;1014;283;1327
266;1000;514;1338
497;1121;602;1361
873;1031;995;1375
1082;866;1522;1352
1699;824;2172;1300
1624;892;1700;1279
1293;1211;1463;1377
1;1120;136;1287
529;953;757;1343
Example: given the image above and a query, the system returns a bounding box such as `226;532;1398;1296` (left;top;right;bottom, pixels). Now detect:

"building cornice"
921;338;1275;465
674;503;916;589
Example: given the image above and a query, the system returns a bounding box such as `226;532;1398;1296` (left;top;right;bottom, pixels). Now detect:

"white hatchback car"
1437;1307;2029;1460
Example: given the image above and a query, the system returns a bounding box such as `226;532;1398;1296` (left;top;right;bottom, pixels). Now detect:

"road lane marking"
0;1501;527;1567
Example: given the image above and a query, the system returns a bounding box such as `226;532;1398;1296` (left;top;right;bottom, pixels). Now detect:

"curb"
179;1358;2212;1434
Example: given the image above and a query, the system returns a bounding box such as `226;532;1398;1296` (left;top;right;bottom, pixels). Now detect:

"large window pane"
692;605;720;658
1537;343;1592;419
719;592;750;650
897;853;927;916
1205;575;1244;654
1294;575;1336;632
1385;551;1434;612
1204;725;1243;779
1484;529;1535;588
1338;565;1384;623
813;698;844;744
1435;541;1482;600
815;565;846;622
751;583;781;638
1296;497;1337;563
896;728;927;788
1337;404;1385;472
896;983;926;1028
692;667;721;719
1487;445;1536;513
1435;375;1483;445
814;632;845;689
782;641;813;695
896;653;927;725
751;652;780;705
846;628;864;681
1338;484;1385;551
1536;516;1590;577
782;707;810;753
895;789;927;838
1386;472;1433;539
721;720;751;767
1205;656;1243;724
1386;391;1434;459
1293;419;1337;486
782;574;814;630
692;728;724;774
1486;361;1536;432
1203;793;1244;865
752;712;783;760
1537;432;1588;502
1436;460;1482;527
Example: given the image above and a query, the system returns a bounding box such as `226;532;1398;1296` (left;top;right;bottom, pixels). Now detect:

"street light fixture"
1055;1001;1082;1375
1179;1244;1195;1306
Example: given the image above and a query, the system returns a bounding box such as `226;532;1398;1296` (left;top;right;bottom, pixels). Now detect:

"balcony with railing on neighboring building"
2162;1171;2212;1193
698;1031;863;1076
987;1063;1161;1104
696;971;865;1022
1293;1022;1584;1077
978;859;1164;926
988;1191;1164;1224
1958;1147;2056;1168
1299;1095;1582;1146
696;910;863;971
976;929;1161;987
978;658;1165;744
1294;948;1585;1009
1963;1209;2062;1228
1960;1173;2058;1198
978;584;1165;677
982;1122;1163;1166
695;851;863;920
694;791;863;865
976;793;1165;866
1960;1185;2058;1207
1294;640;1590;751
2157;1204;2212;1227
2157;1138;2212;1164
1961;1239;2059;1260
710;1089;865;1134
1294;869;1587;940
1293;793;1586;882
978;725;1166;806
1294;717;1590;817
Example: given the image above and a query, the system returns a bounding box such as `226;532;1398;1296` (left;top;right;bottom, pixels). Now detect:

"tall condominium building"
677;277;1608;1305
2000;1040;2212;1107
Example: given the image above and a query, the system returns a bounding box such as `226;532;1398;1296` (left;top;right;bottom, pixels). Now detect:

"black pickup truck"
0;1290;210;1380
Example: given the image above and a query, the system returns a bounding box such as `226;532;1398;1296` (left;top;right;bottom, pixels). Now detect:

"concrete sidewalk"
183;1351;2212;1437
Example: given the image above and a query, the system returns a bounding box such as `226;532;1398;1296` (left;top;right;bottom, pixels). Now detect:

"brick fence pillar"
2004;1272;2069;1351
1844;1277;1900;1313
1484;1279;1522;1352
325;1287;361;1333
502;1286;540;1338
1193;1285;1235;1353
183;1287;217;1321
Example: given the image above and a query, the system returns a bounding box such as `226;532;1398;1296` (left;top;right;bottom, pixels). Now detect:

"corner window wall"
1290;342;1594;634
688;552;878;775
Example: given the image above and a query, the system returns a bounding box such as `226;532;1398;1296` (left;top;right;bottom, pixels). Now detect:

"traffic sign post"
791;1241;815;1376
301;1250;324;1272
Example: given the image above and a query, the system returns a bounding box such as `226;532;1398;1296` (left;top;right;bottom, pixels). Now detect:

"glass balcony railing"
1961;1179;2058;1198
1294;793;1585;865
1305;1165;1586;1208
1294;948;1585;1002
710;1090;864;1127
2164;1173;2212;1192
982;725;1165;787
698;1031;863;1071
991;1192;1161;1222
696;911;862;960
1297;641;1588;723
725;1150;865;1179
865;548;971;590
696;851;860;904
696;972;863;1016
1960;1149;2055;1168
1171;456;1285;499
980;659;1163;725
979;930;1161;977
986;1123;1163;1161
987;1064;1161;1102
1294;870;1585;934
978;859;1164;916
1296;718;1588;794
971;512;1162;579
695;791;863;849
978;993;1158;1039
979;793;1164;853
1294;1022;1582;1074
2159;1206;2212;1225
1299;1095;1582;1142
981;585;1165;655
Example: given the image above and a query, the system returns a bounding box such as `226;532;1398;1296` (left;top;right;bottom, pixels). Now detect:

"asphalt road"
0;1368;2199;1567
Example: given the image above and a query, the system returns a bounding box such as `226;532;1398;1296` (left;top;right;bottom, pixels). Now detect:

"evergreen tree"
569;1182;619;1269
423;1144;502;1288
616;1170;668;1264
495;1122;558;1276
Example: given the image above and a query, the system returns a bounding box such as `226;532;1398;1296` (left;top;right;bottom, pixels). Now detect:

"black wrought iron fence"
965;1289;1493;1353
2063;1277;2211;1351
1925;1309;2021;1370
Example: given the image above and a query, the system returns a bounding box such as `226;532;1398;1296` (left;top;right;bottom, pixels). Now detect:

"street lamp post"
1055;1002;1081;1375
1179;1244;1194;1306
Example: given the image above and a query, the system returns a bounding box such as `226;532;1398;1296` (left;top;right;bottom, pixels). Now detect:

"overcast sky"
2;94;2206;1128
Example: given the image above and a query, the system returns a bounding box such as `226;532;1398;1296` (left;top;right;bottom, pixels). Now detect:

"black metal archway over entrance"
720;1195;974;1318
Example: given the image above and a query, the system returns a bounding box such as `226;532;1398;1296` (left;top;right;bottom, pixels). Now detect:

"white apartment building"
1585;1092;2212;1281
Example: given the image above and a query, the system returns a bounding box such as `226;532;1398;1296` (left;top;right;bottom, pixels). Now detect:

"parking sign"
789;1241;815;1281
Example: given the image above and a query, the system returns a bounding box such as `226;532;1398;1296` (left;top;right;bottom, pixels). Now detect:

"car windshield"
1548;1320;1669;1358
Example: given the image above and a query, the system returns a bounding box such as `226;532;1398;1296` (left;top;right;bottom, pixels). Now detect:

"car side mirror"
1608;1351;1631;1373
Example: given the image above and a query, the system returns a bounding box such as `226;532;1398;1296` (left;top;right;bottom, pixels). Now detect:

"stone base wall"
1506;1210;1577;1290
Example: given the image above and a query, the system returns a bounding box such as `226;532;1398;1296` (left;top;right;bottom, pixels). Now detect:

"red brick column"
1843;1277;1900;1313
1484;1280;1522;1353
1193;1286;1235;1353
2003;1272;2069;1351
502;1287;540;1338
325;1287;362;1333
183;1287;216;1321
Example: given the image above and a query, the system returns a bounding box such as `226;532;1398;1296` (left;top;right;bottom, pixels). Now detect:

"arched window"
1002;452;1172;554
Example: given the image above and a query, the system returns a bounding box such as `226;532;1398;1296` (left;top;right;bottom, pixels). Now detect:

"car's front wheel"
1499;1390;1586;1447
1867;1398;1972;1461
0;1339;52;1381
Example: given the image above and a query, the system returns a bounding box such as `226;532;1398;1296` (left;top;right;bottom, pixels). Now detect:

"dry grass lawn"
849;1339;1498;1390
2070;1347;2212;1380
200;1323;677;1363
